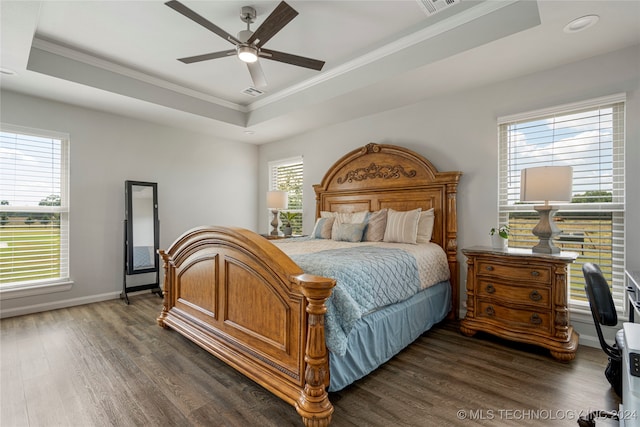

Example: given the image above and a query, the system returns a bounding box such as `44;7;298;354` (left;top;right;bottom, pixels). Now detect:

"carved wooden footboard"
157;226;336;426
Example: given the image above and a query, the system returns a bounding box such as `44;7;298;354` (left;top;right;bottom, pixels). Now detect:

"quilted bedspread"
283;243;438;356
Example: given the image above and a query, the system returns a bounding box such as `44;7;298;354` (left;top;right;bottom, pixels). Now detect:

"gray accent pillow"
311;217;335;239
332;222;366;242
363;209;388;242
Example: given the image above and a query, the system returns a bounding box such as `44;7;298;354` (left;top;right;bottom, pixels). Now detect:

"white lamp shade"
520;166;573;204
266;190;288;210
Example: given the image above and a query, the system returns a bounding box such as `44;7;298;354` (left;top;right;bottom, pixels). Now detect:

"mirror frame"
125;180;159;275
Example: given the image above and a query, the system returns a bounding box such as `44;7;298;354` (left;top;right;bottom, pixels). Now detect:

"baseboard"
0;291;121;319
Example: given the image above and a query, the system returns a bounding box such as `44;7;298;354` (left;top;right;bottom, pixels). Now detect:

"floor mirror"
121;180;162;304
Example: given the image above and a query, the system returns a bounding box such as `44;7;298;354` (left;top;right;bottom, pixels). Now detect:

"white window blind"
497;94;626;312
269;156;303;234
0;125;70;288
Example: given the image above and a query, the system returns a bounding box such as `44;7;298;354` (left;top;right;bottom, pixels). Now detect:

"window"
269;156;303;235
498;94;625;313
0;125;70;291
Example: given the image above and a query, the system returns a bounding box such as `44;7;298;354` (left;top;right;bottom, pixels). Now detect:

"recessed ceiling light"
244;130;255;135
0;68;17;76
564;15;599;34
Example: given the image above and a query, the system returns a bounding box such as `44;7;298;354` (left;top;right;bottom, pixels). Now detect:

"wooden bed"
157;143;462;426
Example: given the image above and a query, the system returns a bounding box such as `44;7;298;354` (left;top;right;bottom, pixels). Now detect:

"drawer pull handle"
486;284;496;294
530;314;542;325
529;290;542;301
486;266;494;271
531;270;540;277
485;306;495;316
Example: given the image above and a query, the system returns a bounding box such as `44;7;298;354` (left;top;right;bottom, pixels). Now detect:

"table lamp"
266;190;288;236
520;166;573;254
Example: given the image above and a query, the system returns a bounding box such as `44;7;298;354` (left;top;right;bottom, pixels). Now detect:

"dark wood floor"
1;293;620;427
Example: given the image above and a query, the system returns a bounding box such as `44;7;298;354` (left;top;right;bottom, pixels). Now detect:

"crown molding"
249;0;521;111
31;36;248;113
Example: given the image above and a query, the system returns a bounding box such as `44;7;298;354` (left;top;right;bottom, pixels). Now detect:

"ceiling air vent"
416;0;460;16
242;87;265;97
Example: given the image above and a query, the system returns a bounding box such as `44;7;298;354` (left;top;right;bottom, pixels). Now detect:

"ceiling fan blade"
247;1;298;47
165;0;240;45
260;48;325;71
247;62;267;88
178;50;235;64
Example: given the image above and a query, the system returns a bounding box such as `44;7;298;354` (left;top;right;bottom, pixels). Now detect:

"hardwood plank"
0;315;29;426
0;293;620;426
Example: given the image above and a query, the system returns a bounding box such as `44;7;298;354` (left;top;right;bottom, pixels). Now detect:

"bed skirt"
328;280;451;391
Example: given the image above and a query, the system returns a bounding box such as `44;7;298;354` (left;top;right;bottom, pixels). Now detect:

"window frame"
0;123;72;299
268;156;303;235
497;94;626;315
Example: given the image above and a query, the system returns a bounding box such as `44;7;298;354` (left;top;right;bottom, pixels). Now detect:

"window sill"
0;280;74;300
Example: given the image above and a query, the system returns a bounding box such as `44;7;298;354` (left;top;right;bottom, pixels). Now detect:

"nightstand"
261;234;305;240
460;246;579;361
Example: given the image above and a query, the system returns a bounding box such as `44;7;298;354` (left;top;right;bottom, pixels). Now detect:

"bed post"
295;273;336;427
446;181;460;320
156;249;170;328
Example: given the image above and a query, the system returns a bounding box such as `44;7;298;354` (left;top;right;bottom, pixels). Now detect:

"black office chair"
582;262;623;397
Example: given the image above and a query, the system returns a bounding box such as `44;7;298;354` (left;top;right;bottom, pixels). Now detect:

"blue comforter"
290;246;420;356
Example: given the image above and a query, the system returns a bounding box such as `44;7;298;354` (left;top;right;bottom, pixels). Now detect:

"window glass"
269;156;303;235
0;126;70;288
498;95;625;311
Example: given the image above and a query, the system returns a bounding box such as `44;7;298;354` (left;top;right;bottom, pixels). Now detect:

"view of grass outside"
498;97;625;310
1;129;68;287
507;212;613;305
0;216;62;284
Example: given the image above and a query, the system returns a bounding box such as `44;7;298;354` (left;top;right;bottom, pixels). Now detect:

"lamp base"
531;205;562;254
270;210;279;236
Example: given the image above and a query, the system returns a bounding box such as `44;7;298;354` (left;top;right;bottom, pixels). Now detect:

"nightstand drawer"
477;279;550;308
477;260;551;284
476;301;551;332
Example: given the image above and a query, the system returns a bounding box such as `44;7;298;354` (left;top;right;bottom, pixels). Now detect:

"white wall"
0;91;258;317
258;45;640;346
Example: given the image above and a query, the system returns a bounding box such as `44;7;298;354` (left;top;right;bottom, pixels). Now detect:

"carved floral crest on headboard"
335;143;418;184
336;163;417;184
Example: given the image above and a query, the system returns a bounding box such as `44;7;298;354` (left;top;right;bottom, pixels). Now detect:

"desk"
620;323;640;427
626;270;640;323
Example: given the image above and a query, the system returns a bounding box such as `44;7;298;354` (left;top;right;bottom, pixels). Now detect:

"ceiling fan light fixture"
237;45;258;63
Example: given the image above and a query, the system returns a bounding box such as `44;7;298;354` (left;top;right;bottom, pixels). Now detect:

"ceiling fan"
165;0;325;89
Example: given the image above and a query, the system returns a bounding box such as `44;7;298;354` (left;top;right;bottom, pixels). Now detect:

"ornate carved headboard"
313;142;462;317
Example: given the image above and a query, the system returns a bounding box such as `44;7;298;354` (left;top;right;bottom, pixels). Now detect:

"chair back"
582;262;618;326
582;262;623;395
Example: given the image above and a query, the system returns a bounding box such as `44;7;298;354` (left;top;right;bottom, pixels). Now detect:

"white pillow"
417;208;435;243
334;211;369;224
320;210;368;222
383;208;421;244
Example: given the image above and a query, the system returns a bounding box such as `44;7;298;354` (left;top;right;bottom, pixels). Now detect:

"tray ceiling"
1;1;638;143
